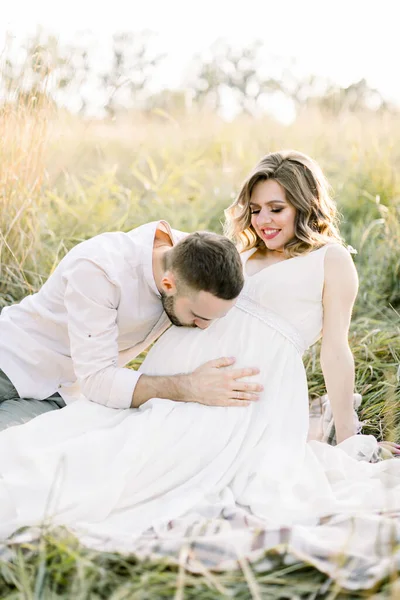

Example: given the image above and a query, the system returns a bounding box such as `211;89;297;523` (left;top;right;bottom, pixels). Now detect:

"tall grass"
0;97;52;306
1;101;400;596
2;108;400;302
1;102;400;426
1;529;383;599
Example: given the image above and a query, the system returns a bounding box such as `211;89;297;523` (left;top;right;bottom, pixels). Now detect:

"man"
0;220;262;430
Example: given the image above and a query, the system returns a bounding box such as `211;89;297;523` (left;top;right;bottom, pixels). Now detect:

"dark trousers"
0;369;66;431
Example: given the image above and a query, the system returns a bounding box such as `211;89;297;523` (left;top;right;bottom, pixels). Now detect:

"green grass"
2;530;399;599
305;315;400;441
1;104;400;597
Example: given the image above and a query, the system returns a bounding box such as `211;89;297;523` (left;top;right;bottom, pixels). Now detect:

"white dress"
0;244;399;589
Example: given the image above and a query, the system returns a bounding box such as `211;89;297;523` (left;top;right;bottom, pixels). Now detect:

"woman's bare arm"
320;245;359;443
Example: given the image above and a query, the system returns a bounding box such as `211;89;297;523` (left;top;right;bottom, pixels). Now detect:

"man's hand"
131;357;263;408
181;357;263;407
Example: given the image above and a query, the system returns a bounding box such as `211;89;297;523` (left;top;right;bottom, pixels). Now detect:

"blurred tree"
306;78;388;115
58;37;92;114
189;46;398;119
0;29;72;107
2;31;396;120
223;41;271;115
268;63;324;109
273;64;393;116
101;31;165;117
191;47;225;111
190;39;279;115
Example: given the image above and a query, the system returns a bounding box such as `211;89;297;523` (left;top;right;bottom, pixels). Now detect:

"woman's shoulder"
322;243;359;288
309;241;353;263
322;242;356;264
239;246;257;264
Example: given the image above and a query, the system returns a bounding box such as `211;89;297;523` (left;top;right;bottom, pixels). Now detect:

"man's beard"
160;292;194;327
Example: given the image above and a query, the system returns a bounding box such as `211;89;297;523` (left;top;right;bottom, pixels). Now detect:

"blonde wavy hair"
224;150;342;256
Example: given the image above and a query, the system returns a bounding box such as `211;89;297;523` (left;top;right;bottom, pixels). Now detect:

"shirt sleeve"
62;258;141;409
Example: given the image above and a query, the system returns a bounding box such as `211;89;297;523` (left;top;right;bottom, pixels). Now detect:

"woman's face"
249;179;296;251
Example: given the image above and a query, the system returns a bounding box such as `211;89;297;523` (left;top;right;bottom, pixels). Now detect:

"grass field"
0;100;399;597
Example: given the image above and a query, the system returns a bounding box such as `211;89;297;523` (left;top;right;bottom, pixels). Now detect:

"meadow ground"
0;101;399;597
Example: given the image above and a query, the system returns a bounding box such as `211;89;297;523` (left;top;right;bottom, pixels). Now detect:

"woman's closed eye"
250;208;283;214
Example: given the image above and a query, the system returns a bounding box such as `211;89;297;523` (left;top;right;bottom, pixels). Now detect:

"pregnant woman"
0;150;399;589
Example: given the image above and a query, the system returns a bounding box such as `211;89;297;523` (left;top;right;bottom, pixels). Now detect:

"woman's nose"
257;210;272;224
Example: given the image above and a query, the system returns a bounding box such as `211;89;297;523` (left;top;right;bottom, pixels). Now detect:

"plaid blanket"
109;394;399;590
308;393;363;446
70;504;400;592
2;394;398;592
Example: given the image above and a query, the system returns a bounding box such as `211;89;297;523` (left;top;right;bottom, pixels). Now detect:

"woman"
225;149;359;445
0;151;399;588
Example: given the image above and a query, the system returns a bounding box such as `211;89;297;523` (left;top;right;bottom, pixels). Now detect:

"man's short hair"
166;232;244;300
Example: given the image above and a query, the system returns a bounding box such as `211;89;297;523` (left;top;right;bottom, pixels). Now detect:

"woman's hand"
377;441;400;457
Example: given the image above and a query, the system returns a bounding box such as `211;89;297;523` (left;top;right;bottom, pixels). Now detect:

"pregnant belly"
138;302;310;491
139;303;304;380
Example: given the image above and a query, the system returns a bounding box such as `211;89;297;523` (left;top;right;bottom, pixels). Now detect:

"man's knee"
0;398;63;432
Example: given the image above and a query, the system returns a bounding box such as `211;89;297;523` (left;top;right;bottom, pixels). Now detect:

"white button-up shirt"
0;221;186;408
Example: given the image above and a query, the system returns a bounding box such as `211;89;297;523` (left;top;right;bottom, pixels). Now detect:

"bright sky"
2;0;400;118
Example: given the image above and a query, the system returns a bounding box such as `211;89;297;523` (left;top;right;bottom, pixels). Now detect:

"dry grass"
0;100;399;597
0;97;53;304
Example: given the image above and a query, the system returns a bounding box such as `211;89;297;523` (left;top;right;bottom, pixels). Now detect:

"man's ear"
160;270;177;296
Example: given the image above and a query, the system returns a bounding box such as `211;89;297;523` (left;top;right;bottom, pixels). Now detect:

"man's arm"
64;259;263;410
132;357;263;408
63;259;140;409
